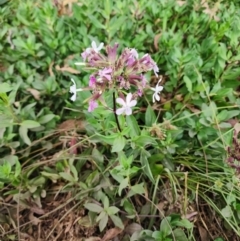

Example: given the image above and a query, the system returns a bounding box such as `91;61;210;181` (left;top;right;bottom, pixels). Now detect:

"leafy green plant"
1;0;240;240
84;194;124;231
137;214;193;241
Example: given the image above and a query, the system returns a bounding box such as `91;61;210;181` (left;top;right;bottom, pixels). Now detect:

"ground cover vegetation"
1;0;240;240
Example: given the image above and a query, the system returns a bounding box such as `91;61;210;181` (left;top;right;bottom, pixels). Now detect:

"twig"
113;92;122;133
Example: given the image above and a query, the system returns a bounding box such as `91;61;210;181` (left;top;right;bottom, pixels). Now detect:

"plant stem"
113;92;122;133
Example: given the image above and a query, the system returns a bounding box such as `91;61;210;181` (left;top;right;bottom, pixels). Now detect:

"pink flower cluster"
71;41;162;115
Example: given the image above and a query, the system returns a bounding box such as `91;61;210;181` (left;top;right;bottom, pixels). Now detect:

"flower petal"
150;87;156;91
70;93;76;101
129;100;137;107
126;93;133;105
116;107;125;115
71;78;76;87
91;41;97;50
116;97;126;106
156;86;163;92
98;42;104;51
155;94;160;101
125;107;133;116
88;100;98;112
152;94;155;103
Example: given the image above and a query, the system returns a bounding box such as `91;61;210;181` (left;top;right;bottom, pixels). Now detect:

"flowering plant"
70;41;163;131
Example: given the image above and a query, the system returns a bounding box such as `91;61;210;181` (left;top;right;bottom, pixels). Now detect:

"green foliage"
1;0;240;240
138;214;193;241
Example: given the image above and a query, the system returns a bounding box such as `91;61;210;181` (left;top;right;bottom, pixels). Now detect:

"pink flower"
98;67;112;81
106;43;119;64
116;93;137;116
89;75;96;87
88;100;98;112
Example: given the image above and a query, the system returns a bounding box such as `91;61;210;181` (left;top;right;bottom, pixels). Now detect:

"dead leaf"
200;0;220;21
29;212;41;226
186;104;201;114
57;119;86;132
182;211;198;221
49;61;54;77
55;65;80;74
125;223;143;235
234;123;240;136
62;54;76;65
20;232;35;241
64;213;73;233
27;88;41;100
198;225;209;241
176;1;186;6
174;94;183;101
102;227;122;241
154;33;161;51
227;119;238;127
84;237;101;241
30;205;45;215
63;0;78;5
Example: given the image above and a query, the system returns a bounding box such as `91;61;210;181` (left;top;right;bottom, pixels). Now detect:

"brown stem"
113;92;122;133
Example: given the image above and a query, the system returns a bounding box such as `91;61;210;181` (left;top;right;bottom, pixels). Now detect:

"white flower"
116;93;137;116
151;77;163;103
70;78;83;101
91;41;104;52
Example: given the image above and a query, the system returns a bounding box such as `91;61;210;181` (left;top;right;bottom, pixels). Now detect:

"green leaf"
152;231;164;239
103;196;109;209
145;105;156;127
214;88;232;98
221;205;232;218
95;133;117;145
216;110;229;122
133;135;157;148
41;171;60;181
29;176;46;186
112;135;126;152
69;163;78;181
131;183;145;195
0;0;9;5
59;172;76;183
99;212;108;231
84;203;103;213
110;215;124;229
92;148;104;163
107;206;119;215
19;126;31;146
14;160;21;178
140;149;155;183
183;76;192;93
173;228;189;241
174;219;193;229
0;116;12;128
109;16;127;38
226;110;240;119
160;217;172;236
0;83;12;93
0;162;11;178
21;120;40;128
103;0;112;17
88;15;106;29
126;115;140;137
118;177;128;196
38;114;55;124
